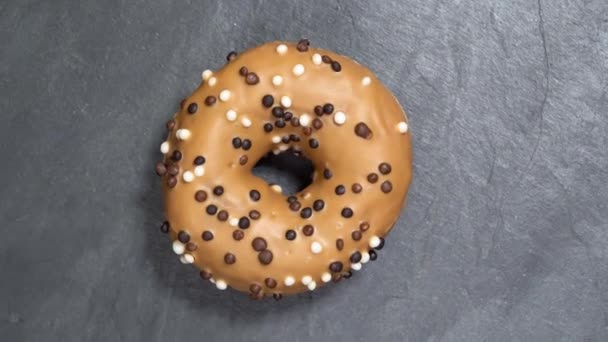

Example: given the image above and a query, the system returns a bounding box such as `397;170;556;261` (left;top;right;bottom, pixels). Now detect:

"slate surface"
1;0;607;341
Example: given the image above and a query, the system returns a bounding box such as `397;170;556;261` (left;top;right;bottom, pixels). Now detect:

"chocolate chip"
252;237;267;251
232;230;244;241
167;164;179;176
239;155;248;165
331;61;341;72
336;238;344;251
341;207;353;218
335;185;346;195
323;169;333;179
242;139;252;150
300;207;312;219
213;186;224;196
195;190;207;202
166;119;176;131
239;66;248;76
186;242;197;251
381;181;393;193
352;230;362;241
329;261;343;273
343;271;353;279
312;118;323;130
167;176;177;188
224;253;236;264
187;102;198;114
249;190;261;201
262;95;274;108
205;96;217;106
350;251;362;263
200;270;212;280
284;112;293;121
249;210;261;220
308;139;319;149
245;73;259;85
313;200;325;211
275;119;286;128
232;137;242;148
378;162;392;175
171;150;182;161
287;196;297;204
314;105;323;116
302;224;315;236
238;217;250;229
265;278;277;288
194;156;206;165
206;205;218;215
272;107;284;118
202;231;214;241
354;122;373;139
226;51;237;61
375;237;385;250
359;222;370;232
369;250;378;261
155;162;167;176
285;229;297;240
367;173;379;183
263;123;274;132
258;250;273;265
178;231;190;243
352;183;362;193
291;117;300;127
321;55;332;63
322;103;334;114
296;38;310;52
289;201;301;211
249;283;262;293
217;210;228;221
302;127;313;136
160;221;170;234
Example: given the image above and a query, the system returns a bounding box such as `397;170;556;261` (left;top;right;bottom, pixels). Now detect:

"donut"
155;40;412;299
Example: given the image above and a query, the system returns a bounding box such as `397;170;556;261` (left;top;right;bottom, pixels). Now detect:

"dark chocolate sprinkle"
308;139;319;149
239;155;248;165
171;150;182;161
262;95;274;108
359;222;370;232
300;207;312;219
249;190;261;201
378;162;392;175
194;156;206;165
352;230;362;241
369;250;378;261
281;135;290;144
195;190;207;202
249;210;261;220
206;205;218;215
186;242;198;251
249;283;262;294
167;176;177;188
180;98;186;109
224;253;236;264
322;103;334;114
160;221;170;234
375;237;385;250
273;293;282;301
275;119;286;128
242;139;252;150
341;207;354;218
287;196;297;204
263;123;274;132
381;181;393;193
343;271;353;279
258;250;273;265
296;38;310;52
226;51;237;61
252;237;267;251
352;183;362;193
155;162;167;176
335;185;346;195
213;186;224;196
289;201;301;212
238;216;250;229
202;231;214;241
329;261;343;273
239;66;248;76
284;111;293;121
332;274;342;283
217;210;229;221
313;199;325;211
336;239;344;251
166;119;176;131
272;107;284;118
312;118;323;130
265;278;277;288
350;251;362;263
291;117;300;127
321;55;332;63
232;137;243;148
367;173;379;183
331;61;342;72
354;122;373;139
302;127;313;136
187;102;198;114
245;73;259;85
167;164;179;176
314;105;323;116
205;96;217;106
178;231;190;243
232;230;244;241
200;270;212;280
289;134;300;142
285;229;297;240
323;169;333;179
302;224;315;236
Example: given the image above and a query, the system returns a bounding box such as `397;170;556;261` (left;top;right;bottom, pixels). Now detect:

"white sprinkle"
334;111;346;125
226;109;237;121
362;76;371;86
369;236;381;248
307;281;317;291
229;217;239;227
301;276;312;285
182;253;195;264
215;280;228;290
321;272;332;283
176;129;191;140
311;241;323;254
209;277;216;284
312;53;322;65
280;96;292;108
272;75;283;86
351;263;362;271
172;240;185;255
271;184;282;193
361;252;370;264
241;117;252;127
160;141;170;154
284;276;295;286
182;171;194;183
302;192;311;199
179;255;188;264
292;64;305;76
279;144;289;151
299;113;311;126
271;135;281;144
397;121;409;134
194;165;205;177
219;89;231;102
208;77;217;87
276;44;288;55
201;69;213;81
272;149;281;155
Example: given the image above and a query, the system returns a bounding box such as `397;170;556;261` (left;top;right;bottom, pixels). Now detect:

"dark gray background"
1;0;607;341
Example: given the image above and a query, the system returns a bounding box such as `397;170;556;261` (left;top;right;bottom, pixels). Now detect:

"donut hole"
252;151;314;195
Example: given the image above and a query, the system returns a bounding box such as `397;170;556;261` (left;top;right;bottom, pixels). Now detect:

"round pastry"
155;40;412;299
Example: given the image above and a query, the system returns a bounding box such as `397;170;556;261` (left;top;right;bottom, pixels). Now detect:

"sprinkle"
312;53;322;65
270;184;282;193
241;117;252;127
182;171;194;183
209;277;216;284
279;144;289;152
276;44;288;55
239;66;248;76
272;135;281;144
334;111;346;125
202;69;213;81
258;250;273;264
331;61;342;72
176;129;191;140
301;276;312;285
292;64;305;76
179;255;188;264
311;241;323;254
284;276;295;286
321;272;332;283
219;89;231;102
299;114;311;126
208;77;217;87
226;109;237;121
281;96;292;108
226;51;237;61
381;181;393;193
307;281;317;291
245;73;259;85
361;252;371;264
265;278;277;288
194;156;205;165
354;122;373;139
182;253;195;264
194;190;207;202
272;75;283;86
187;103;198;114
194;165;205;177
215;280;228;290
369;236;381;248
202;231;213;241
397;121;409;133
172;240;185;255
351;263;362;271
229;217;239;227
362;76;371;86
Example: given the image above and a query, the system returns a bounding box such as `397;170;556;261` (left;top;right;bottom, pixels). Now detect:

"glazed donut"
155;40;412;299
